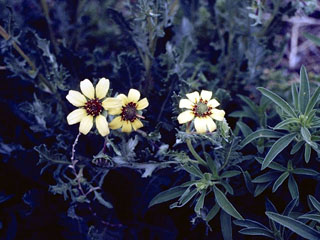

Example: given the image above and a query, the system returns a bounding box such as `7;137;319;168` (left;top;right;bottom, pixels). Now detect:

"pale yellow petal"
186;91;200;103
95;115;109;136
210;109;225;121
95;78;110;99
200;90;212;101
205;117;217;132
179;99;193;109
117;94;128;105
66;90;86;107
66;108;87;125
194;117;207;133
122;121;132;133
79;115;93;135
109;116;123;129
102;98;122;110
108;107;122;115
208;99;220;108
177;110;194;124
137;98;149;110
80;79;95;99
128;89;141;103
132;119;143;130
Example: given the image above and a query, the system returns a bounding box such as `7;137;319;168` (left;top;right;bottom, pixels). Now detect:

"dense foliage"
1;0;320;239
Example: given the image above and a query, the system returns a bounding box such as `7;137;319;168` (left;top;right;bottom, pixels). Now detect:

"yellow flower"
177;90;225;133
109;89;149;133
66;78;121;136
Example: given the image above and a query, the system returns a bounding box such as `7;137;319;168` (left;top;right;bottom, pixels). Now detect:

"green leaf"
205;153;217;175
273;118;300;130
299;214;320;223
300;127;315;148
94;191;113;209
257;87;297;117
243;170;254;194
239;228;274;239
175;187;198;207
252;172;280;184
233;219;271;230
220;170;241;178
304;32;320;46
183;164;203;178
238;95;259;112
206;203;220;222
220;181;234;195
149;186;187;207
266;212;320;240
194;190;206;215
272;172;289;193
240;129;284;148
288;175;299;200
213;186;243;220
291;141;304;154
283;197;299;216
255;157;287;171
254;182;272;197
237;121;253;137
220;210;233;240
305;143;311;163
305;87;320;115
292;168;319;176
261;133;297;170
292;83;299;108
299;65;310;113
309;195;320;213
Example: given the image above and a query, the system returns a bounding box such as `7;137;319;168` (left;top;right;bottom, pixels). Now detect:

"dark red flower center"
121;102;137;122
84;98;103;117
192;98;212;117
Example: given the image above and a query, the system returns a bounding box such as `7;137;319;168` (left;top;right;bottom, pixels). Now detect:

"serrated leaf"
272;172;289;192
149;186;187;207
240;129;284;148
257;87;297;117
213;186;243;220
261;133;297;170
305;87;320;115
266;212;320;240
299;65;310;113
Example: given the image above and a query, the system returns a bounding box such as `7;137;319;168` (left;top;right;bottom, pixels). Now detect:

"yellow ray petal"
66;108;87;125
132;119;143;130
137;98;149;110
95;115;109;136
128;89;140;103
208;98;220;108
102;97;122;110
79;115;93;135
109;116;123;129
200;90;212;101
210;109;225;121
122;121;132;133
205;117;217;132
177;110;194;124
66;90;86;107
95;78;110;99
117;94;128;105
194;117;207;133
80;79;95;99
179;99;193;109
108;107;122;115
186;91;200;103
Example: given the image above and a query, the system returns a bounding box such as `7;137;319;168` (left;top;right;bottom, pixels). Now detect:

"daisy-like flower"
66;78;121;136
109;89;149;133
177;90;225;133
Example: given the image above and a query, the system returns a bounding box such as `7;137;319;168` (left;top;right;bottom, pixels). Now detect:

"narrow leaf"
309;195;320;213
299;214;320;223
288;175;299;200
299;65;310;113
255;157;287;171
149;186;187;207
304;32;320;46
305;87;320;115
237;121;253;137
220;170;241;178
273;118;300;130
206;203;220;222
292;168;319;176
239;228;274;238
220;210;233;240
291;141;304;154
305;143;311;163
213;186;243;220
291;83;299;108
194;190;206;215
252;172;280;184
261;133;297;170
240;129;284;148
257;87;297;117
272;172;289;193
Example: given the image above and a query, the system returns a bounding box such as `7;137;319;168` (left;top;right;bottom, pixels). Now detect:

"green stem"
185;125;207;166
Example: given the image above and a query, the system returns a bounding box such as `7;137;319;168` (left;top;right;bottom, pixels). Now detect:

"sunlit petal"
179;99;193;109
109;116;123;129
132;119;143;130
95;115;109;136
95;78;110;99
205;117;217;132
80;79;95;99
128;89;141;103
79;115;93;135
210;109;225;121
194;117;207;133
186;91;200;103
116;94;128;105
66;90;86;107
102;98;122;110
108;107;122;115
200;90;212;101
67;108;87;125
137;98;149;110
208;98;220;108
122;121;132;133
177;110;194;124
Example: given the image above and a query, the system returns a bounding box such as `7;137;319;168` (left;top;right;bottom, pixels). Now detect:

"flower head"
177;90;225;133
109;89;149;133
66;78;121;136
